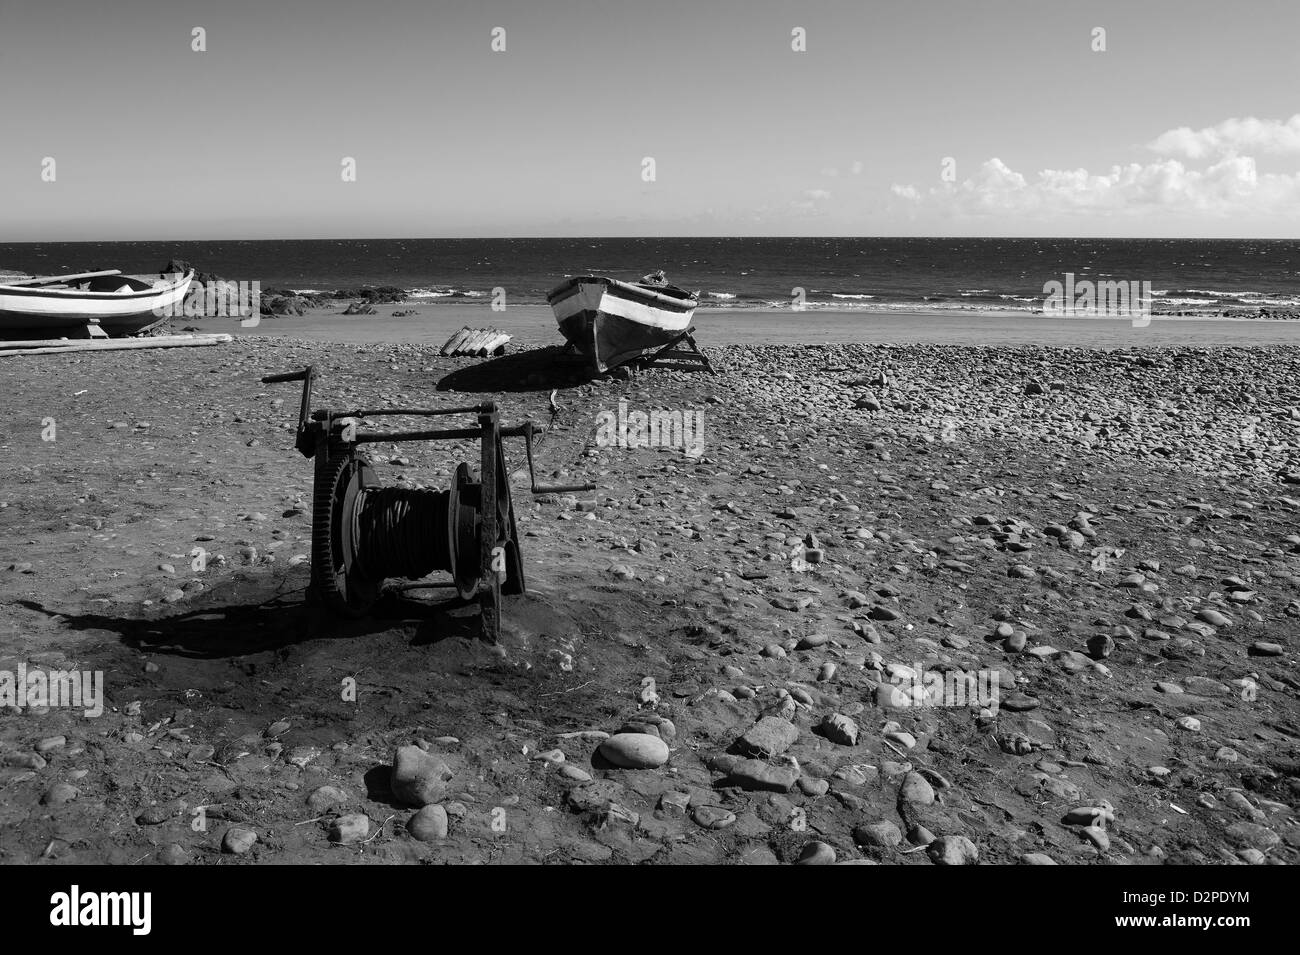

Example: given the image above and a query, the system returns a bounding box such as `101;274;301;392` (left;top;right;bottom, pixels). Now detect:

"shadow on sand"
435;345;598;394
13;576;487;662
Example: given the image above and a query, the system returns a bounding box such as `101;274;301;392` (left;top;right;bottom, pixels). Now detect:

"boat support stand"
636;326;714;374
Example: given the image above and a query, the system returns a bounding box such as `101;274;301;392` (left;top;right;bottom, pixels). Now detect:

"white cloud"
1149;114;1300;160
803;188;832;200
892;153;1300;218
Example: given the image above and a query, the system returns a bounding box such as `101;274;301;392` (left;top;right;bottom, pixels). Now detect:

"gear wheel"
311;449;381;616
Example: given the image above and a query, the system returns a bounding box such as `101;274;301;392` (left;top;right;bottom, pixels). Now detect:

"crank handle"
531;481;598;495
260;366;317;458
511;421;596;495
262;368;311;384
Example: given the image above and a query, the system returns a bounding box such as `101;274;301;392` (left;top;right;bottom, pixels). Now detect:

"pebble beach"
1;311;1298;865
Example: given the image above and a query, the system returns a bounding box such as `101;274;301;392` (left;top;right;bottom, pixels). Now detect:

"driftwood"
438;327;511;358
0;333;232;357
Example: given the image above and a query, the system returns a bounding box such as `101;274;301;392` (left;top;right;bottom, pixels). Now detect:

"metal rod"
261;366;317;458
261;370;309;384
355;416;538;447
507;421;597;494
353;427;482;444
295;368;316;448
340;405;494;419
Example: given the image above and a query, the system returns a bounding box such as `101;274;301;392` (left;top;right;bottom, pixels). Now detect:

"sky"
1;0;1298;240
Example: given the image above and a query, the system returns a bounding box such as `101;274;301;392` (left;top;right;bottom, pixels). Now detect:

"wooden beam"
0;334;232;357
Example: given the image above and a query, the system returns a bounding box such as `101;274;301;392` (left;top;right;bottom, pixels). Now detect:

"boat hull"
0;272;194;335
548;276;697;372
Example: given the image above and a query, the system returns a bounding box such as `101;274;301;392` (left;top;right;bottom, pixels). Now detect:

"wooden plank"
439;326;472;356
1;269;124;288
453;330;476;354
479;332;511;356
459;330;489;355
0;334;231;357
0;335;104;348
0;326;134;349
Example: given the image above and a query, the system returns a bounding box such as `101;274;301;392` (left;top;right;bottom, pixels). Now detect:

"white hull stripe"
551;284;695;332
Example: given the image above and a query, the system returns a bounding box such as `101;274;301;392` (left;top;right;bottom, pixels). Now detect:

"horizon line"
3;235;1299;245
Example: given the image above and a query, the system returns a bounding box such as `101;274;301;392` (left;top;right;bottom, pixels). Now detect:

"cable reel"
262;366;593;640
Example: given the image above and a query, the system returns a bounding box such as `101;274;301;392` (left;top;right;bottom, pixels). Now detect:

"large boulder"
334;285;407;304
161;258;223;285
261;294;310;317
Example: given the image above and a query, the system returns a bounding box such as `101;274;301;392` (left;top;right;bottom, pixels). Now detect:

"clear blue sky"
2;0;1298;239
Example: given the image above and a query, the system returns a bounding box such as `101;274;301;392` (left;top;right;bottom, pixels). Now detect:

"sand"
219;304;1300;349
1;319;1297;865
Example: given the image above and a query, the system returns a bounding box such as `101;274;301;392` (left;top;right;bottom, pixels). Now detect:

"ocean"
2;237;1299;315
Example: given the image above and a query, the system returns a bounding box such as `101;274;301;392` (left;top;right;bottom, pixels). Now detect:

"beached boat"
547;274;698;372
0;269;195;336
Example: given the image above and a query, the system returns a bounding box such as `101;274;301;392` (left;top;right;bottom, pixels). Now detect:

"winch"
262;366;594;640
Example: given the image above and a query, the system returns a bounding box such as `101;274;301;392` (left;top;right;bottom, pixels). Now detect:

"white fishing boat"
547;274;698;372
0;269;194;336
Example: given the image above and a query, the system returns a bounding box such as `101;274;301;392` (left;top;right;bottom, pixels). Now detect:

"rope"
355;486;451;580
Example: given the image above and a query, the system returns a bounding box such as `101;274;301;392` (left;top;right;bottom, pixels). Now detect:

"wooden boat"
547;275;698;372
0;269;195;336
